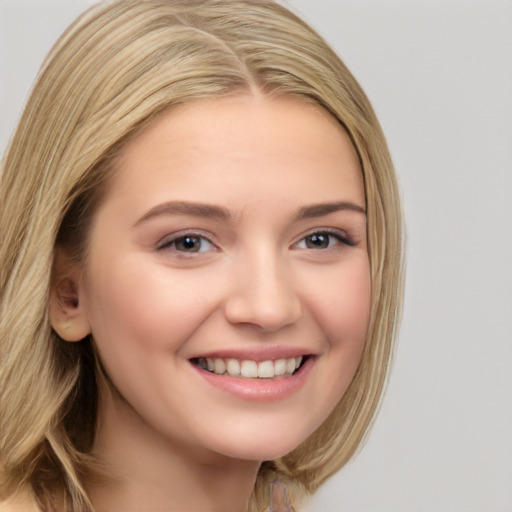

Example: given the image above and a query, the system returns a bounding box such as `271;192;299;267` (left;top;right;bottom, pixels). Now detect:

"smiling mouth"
191;356;307;379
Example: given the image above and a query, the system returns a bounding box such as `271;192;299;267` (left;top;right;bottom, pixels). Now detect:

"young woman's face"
78;95;370;461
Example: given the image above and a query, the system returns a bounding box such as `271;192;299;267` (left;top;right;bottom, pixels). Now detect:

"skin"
51;94;371;512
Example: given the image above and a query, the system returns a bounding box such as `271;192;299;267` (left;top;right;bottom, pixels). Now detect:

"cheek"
82;255;217;356
313;257;371;347
308;257;371;400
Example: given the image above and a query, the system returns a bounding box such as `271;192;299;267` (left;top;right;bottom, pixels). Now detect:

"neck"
86;381;260;512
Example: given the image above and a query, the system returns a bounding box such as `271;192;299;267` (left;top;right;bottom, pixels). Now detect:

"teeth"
285;358;296;374
226;358;240;376
240;360;258;378
214;358;226;374
274;359;287;376
197;356;304;379
257;360;275;378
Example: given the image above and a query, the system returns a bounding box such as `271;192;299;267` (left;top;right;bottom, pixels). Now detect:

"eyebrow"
134;201;232;226
134;199;366;227
295;201;366;220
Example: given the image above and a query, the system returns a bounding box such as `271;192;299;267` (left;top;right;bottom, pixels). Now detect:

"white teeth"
214;358;226;374
285;358;296;374
274;359;287;376
199;356;305;379
257;360;275;378
241;360;258;378
226;358;241;376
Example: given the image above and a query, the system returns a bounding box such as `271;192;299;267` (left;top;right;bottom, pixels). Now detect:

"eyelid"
292;227;356;248
156;229;218;251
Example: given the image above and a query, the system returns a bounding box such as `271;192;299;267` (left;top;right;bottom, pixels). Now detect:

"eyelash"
157;231;217;254
157;228;355;255
293;228;355;250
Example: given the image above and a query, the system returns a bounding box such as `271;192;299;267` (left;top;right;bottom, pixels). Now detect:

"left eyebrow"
294;201;366;220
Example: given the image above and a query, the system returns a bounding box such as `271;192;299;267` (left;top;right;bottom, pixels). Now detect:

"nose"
224;251;302;332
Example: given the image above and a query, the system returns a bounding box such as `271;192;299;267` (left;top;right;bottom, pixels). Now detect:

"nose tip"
224;263;302;332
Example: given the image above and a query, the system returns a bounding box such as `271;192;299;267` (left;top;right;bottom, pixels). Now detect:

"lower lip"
192;357;314;402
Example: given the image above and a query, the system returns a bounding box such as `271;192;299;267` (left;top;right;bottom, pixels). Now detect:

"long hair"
0;1;404;510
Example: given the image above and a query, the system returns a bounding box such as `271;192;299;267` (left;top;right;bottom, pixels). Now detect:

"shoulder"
0;488;39;512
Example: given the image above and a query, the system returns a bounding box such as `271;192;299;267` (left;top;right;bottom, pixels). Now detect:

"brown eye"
174;236;203;252
304;233;331;249
159;234;215;253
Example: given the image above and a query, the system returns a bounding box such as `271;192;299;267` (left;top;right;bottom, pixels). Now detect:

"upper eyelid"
156;229;217;249
154;226;357;250
292;227;354;244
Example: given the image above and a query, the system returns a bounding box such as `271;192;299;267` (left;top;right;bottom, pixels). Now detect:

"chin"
207;425;313;463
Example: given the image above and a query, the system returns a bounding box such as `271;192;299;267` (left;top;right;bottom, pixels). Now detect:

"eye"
158;233;216;253
295;230;354;250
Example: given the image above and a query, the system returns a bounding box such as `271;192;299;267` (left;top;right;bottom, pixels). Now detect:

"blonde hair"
0;1;404;510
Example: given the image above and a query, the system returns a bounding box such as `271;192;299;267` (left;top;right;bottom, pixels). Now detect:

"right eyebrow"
133;201;232;227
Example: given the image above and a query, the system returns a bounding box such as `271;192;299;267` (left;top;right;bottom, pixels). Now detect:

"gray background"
1;1;511;511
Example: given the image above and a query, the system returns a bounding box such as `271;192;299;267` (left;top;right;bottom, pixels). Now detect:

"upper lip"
188;346;315;362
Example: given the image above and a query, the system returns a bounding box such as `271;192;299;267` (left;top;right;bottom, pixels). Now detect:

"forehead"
102;94;364;215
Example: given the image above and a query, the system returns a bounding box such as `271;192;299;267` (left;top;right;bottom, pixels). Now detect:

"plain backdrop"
1;1;511;511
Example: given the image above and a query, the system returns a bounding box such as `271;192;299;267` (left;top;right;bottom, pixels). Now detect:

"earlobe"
49;249;91;342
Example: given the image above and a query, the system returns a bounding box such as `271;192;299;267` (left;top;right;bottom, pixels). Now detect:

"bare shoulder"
0;488;39;512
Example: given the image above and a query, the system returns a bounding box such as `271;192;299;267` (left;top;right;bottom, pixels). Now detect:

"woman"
0;1;404;511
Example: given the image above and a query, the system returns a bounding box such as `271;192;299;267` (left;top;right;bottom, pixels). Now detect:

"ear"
49;248;91;342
